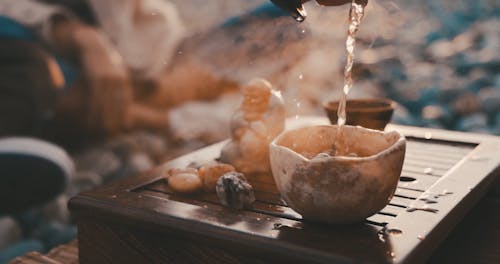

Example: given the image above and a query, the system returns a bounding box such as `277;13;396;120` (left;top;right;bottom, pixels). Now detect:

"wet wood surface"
69;117;500;263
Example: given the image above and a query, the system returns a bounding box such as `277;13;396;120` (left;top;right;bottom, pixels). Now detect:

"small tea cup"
323;98;396;130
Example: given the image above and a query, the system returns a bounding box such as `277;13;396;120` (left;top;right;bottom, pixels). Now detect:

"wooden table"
69;117;500;263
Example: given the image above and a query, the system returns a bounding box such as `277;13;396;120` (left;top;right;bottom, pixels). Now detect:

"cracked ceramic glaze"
269;125;406;224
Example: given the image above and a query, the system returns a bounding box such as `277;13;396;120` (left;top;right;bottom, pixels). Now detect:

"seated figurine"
220;79;285;174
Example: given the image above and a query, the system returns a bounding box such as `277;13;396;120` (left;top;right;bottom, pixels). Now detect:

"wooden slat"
402;164;448;177
403;153;460;167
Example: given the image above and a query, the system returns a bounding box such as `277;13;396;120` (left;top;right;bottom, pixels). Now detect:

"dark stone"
216;172;255;209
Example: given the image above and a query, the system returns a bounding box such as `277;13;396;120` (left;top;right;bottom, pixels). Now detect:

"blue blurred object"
0;239;44;264
32;222;77;252
0;16;36;40
0;16;77;90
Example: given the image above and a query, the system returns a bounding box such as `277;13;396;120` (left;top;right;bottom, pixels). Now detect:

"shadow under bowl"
323;98;396;130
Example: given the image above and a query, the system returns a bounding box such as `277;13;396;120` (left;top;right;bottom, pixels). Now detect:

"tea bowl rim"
269;124;406;163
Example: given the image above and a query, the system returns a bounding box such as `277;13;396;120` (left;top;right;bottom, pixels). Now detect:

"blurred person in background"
0;0;189;140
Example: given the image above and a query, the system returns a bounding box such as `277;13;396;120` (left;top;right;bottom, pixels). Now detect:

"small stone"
467;74;492;93
478;87;500;114
452;92;481;116
492;115;500;135
456;113;488;132
41;195;70;225
216;172;255;209
0;217;22;250
128;152;154;173
421;104;453;127
427;39;457;59
68;171;102;196
392;104;421;126
113;152;154;181
494;74;500;89
198;163;235;192
167;170;203;194
438;77;468;103
134;132;167;158
421;105;441;120
74;148;121;180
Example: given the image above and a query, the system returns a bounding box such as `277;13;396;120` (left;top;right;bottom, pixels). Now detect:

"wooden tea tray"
69;117;500;263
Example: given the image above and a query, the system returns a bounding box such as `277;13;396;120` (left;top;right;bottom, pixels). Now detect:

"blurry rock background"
2;0;499;261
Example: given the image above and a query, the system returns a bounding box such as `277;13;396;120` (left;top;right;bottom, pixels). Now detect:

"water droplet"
378;233;386;243
178;50;183;55
298;74;304;80
266;217;271;221
110;195;117;199
417;235;425;240
202;205;208;209
295;15;305;22
385;228;403;235
273;223;283;230
256;217;261;221
301;29;306;34
424;132;432;139
424;167;433;175
138;195;143;198
390;252;396;257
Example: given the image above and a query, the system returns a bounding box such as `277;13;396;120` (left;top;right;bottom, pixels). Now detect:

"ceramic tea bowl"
323;98;396;130
269;125;406;224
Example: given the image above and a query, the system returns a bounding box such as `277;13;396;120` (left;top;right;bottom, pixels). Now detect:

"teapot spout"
270;0;307;22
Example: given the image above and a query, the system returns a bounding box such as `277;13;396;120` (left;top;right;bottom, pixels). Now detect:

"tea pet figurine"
220;78;285;174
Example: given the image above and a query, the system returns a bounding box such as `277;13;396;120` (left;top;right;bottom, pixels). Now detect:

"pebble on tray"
216;172;255;209
198;163;236;192
166;168;203;194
